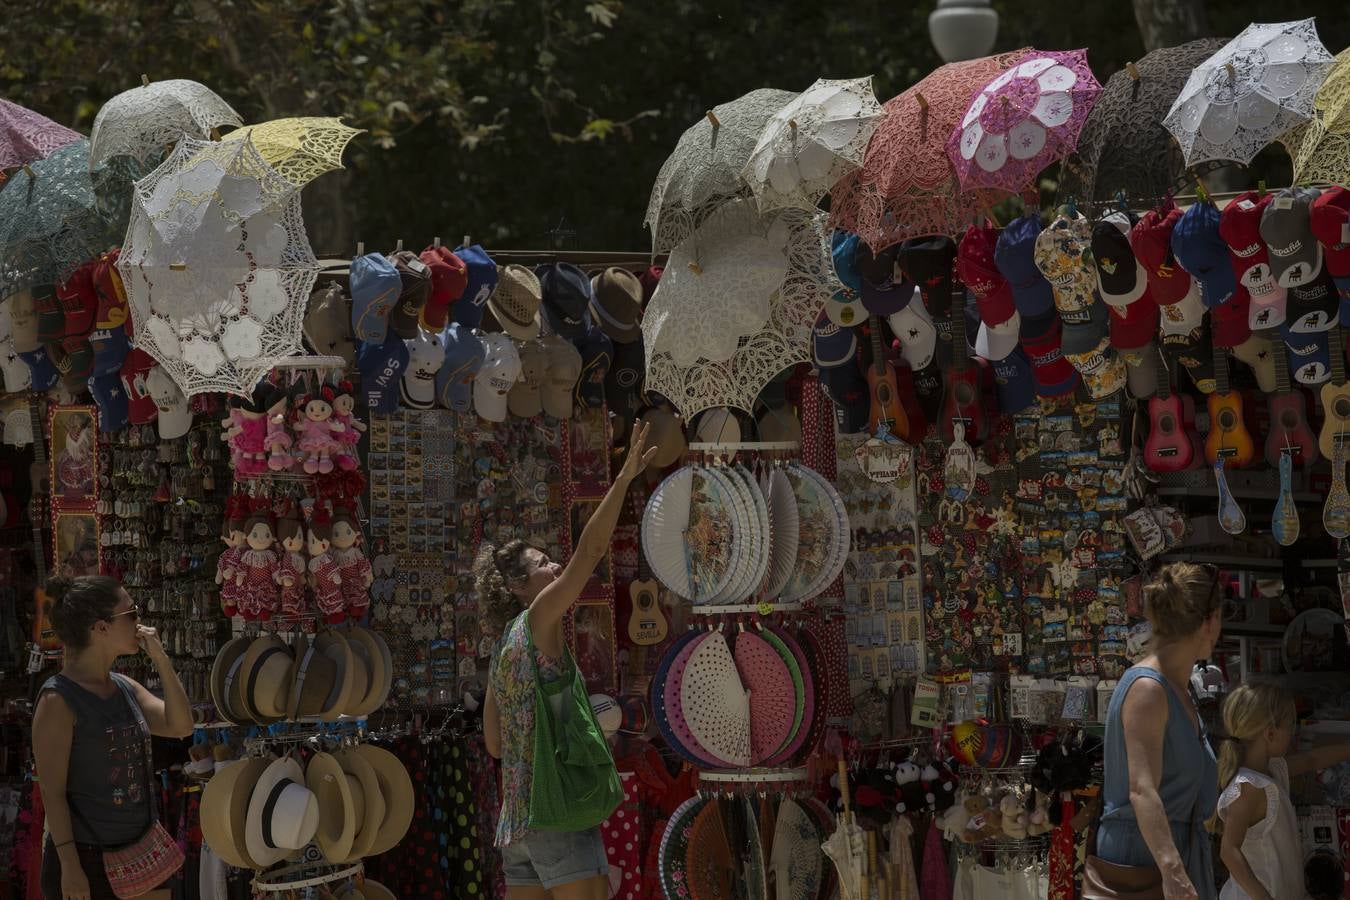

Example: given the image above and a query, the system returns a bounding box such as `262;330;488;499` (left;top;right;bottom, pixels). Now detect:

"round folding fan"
732;629;795;765
680;630;751;768
790;626;830;765
796;464;851;601
763;626;815;767
660;796;708;900
769;799;823;900
699;465;754;606
743;795;768;900
780;464;850;603
730;464;772;600
687;798;735;900
756;626;805;763
762;467;800;600
652;629;723;769
642;466;738;604
664;631;735;768
798;796;837;900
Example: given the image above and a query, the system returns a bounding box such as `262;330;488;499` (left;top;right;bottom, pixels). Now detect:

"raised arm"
128;626;194;739
1120;677;1198;900
1285;740;1350;778
528;422;657;643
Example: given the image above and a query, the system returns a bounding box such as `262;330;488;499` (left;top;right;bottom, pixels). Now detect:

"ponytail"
1207;683;1297;834
1206;737;1244;833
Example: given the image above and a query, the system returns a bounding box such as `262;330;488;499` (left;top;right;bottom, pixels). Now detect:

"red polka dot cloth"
601;772;644;898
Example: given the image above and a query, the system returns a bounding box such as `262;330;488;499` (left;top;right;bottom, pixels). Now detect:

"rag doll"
331;381;365;471
237;509;280;620
307;511;345;623
215;498;249;617
274;504;308;618
294;388;344;475
221;398;268;476
264;394;294;472
329;506;373;620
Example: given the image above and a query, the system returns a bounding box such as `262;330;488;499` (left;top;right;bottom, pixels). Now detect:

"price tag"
1274;196;1295;210
26;646;43;674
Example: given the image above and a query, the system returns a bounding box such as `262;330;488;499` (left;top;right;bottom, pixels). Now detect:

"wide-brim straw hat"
307;750;357;864
353;743;415;857
200;755;270;869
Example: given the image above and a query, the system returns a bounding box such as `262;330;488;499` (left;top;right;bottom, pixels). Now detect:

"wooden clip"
169;263;187;271
1224;62;1235;79
788;118;798;138
394;239;404;253
355;241;365;257
705;109;721;128
140;73;151;87
1126;62;1140;81
915;92;929;111
433;236;441;249
21;164;34;180
688;261;703;276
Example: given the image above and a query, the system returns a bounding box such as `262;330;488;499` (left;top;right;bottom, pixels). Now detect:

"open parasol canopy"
0;100;82;170
1284;48;1350;184
217;117;363;188
90;76;242;169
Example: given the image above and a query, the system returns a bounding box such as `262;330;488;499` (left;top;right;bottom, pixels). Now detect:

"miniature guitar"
1318;325;1350;460
1266;339;1319;468
1204;342;1255;468
627;545;668;647
939;295;987;445
1272;450;1300;548
1144;351;1200;473
1325;438;1350;540
1213;458;1246;536
866;314;914;443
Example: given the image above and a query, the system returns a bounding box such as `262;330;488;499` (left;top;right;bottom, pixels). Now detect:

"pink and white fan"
680;630;751;768
734;629;795;765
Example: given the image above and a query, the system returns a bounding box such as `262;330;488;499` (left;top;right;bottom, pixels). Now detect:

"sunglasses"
107;604;140;623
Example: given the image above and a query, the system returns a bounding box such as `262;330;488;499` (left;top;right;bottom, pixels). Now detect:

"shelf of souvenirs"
1158;552;1339;570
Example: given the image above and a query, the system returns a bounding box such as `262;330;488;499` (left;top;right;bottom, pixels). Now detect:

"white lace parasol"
90;77;243;169
118;136;318;397
642;205;839;417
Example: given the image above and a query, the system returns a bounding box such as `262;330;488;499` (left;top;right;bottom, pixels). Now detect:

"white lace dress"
1216;758;1308;900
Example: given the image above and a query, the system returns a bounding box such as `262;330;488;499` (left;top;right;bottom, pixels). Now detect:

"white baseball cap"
473;334;522;422
887;291;937;371
0;339;30;394
145;366;192;439
400;330;443;410
540;334;582;420
975;310;1022;362
507;339;547;419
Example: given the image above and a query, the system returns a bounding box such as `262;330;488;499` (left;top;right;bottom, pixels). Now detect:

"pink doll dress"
239;548;279;620
276;551;308;617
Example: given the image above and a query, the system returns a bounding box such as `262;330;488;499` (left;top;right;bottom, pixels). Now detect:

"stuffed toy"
294;387;344;474
999;792;1028;839
221;400;268;476
936;792;972;842
275;501;308;617
331;380;365;471
330;506;373;621
307;508;345;623
922;759;959;812
264;394;294;472
959;795;1002;844
215;496;249;617
1027;789;1054;837
237;506;280;620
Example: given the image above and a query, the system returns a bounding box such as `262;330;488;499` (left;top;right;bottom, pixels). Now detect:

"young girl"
1212;683;1350;900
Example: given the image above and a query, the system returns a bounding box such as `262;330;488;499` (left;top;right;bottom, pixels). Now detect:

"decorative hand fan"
757;626;806;763
731;464;772;600
770;799;824;900
744;795;768;900
643;466;740;604
660;796;708;900
700;465;755;606
680;630;752;768
662;631;734;768
687;798;736;900
791;626;831;765
781;464;850;603
733;629;795;765
763;467;801;600
652;630;716;768
798;796;838;900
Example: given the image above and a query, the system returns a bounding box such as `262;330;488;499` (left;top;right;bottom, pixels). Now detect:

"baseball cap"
854;243;914;316
303;284;355;369
400;329;444;410
1131;206;1193;307
637;266;664;306
435;323;485;413
349;253;401;344
831;232;863;292
17;346;57;391
33;283;64;345
1232;334;1278;393
473;333;523;422
8;289;39;354
974;279;1016;330
507;339;547;419
1109;294;1161;350
1220;191;1286;324
589;268;644;343
824;286;867;328
417;245;468;331
1063;299;1109;356
1172;201;1237;309
119;348;159;425
0;339;29;393
1164;314;1215;394
488;265;543;341
605;336;645;423
1064;334;1127;399
56;261;96;338
1285;270;1338;334
896;236;957;312
1020;316;1079;397
1310;186;1350;278
1159;286;1205;337
975;309;1021;362
813;309;858;369
886;292;936;372
89;252;131;376
50;334;94;382
145;366;192;439
995;213;1055;318
818;363;868;434
1210;288;1252;349
574;327;613;409
989;346;1035;414
452;245;498;330
538;263;594;341
1282;327;1331;386
356;334;410;413
1119;341;1161;399
388;251;431;339
956;223;1008;305
1092;211;1149;307
1261;187;1324;288
1034;213;1096;318
88;372;129;431
541;333;583;420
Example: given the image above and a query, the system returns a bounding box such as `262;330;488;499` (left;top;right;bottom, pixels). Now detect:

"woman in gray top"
33;576;193;900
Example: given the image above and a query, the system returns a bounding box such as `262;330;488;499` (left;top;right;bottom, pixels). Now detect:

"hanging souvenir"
307;506;344;622
238;503;280;620
275;499;308;618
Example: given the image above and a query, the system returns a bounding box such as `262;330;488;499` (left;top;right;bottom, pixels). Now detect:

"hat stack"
1259;187;1336;387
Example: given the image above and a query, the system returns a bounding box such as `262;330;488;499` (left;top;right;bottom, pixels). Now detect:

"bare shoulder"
1119;674;1168;724
33;689;74;727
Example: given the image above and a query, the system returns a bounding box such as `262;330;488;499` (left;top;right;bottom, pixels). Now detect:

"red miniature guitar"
939;296;987;445
1145;350;1202;473
1265;337;1319;468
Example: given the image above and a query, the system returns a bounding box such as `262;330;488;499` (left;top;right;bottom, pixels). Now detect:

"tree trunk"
1132;0;1209;51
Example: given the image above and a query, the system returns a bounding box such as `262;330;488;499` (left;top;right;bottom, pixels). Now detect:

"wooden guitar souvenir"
1272;450;1301;548
1266;339;1319;468
1204;342;1256;468
866;314;915;443
1326;438;1350;540
1144;352;1201;473
627;545;669;647
939;295;987;445
1213;458;1246;536
1318;325;1350;460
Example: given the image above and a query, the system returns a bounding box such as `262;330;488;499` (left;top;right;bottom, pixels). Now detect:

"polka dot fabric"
660;631;727;768
803;614;853;720
680;631;751;768
601;772;644;899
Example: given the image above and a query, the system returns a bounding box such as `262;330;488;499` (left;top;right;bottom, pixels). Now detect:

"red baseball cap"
1219;191;1286;310
1020;316;1080;397
1210;287;1252;349
1131;206;1193;306
418;245;468;331
1108;296;1160;350
956;224;1008;306
55;260;97;338
1310;186;1350;278
976;281;1016;329
119;348;160;425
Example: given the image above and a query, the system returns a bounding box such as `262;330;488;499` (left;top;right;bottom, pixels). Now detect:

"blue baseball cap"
813;309;858;369
1172;202;1237;309
435;323;486;413
854;242;914;316
990;346;1036;414
538;263;595;341
349;253;401;344
88;372;129;431
452;245;498;330
356;334;410;413
1281;326;1331;386
574;327;613;409
17;347;58;391
818;363;868;434
831;231;863;292
995;213;1055;318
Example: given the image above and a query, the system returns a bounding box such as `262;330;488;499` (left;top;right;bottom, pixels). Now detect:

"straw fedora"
245;755;320;868
343;627;390;717
353;744;415;857
487;265;542;340
333;747;385;862
307;751;357;864
367;628;393;710
286;633;341;721
239;634;295;723
359;880;397;900
313;630;356;721
200;755;270;869
211;636;252;725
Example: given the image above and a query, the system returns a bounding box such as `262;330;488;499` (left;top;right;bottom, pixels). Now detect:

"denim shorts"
501;827;609;890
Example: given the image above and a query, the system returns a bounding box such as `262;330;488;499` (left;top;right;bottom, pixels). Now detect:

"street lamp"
928;0;999;63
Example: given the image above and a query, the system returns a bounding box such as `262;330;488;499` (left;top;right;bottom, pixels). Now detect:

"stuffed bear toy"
1027;790;1054;836
1000;793;1028;839
960;795;1002;844
937;790;973;842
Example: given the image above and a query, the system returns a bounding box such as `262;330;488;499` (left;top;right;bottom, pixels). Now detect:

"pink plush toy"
264;397;294;472
237;509;280;621
274;503;308;618
329;507;373;621
294;388;344;475
222;405;268;476
331;380;365;472
215;500;249;618
307;509;345;623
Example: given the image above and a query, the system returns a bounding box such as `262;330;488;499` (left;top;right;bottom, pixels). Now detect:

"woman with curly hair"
477;422;656;900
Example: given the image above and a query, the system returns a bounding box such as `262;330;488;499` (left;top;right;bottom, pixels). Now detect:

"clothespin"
462;233;472;247
355;241;365;257
788;118;798;141
1194;180;1210;205
705;109;720;128
433;236;441;249
140;73;151;87
915;92;929;112
1258;180;1267;198
394;239;403;253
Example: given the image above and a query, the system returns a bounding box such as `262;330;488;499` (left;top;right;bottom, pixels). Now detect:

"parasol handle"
867;829;878;880
914;92;928;112
860;873;870;900
837;757;852;817
705;109;721;129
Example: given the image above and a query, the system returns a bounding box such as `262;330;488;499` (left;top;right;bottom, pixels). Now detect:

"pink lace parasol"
0;100;82;170
947;49;1103;194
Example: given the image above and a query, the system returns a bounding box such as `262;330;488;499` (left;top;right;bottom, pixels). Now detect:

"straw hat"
343;627;389;717
307;751;357;863
239;634;294;723
245;756;320;868
367;628;393;710
200;755;270;869
353;744;415;857
313;630;356;721
487;264;543;340
286;633;340;721
210;636;252;725
359;881;397;900
333;747;385;862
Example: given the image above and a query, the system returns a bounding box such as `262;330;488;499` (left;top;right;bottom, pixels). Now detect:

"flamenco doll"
275;501;308;618
215;496;249;618
221;392;269;477
294;387;345;475
329;506;373;621
306;508;345;623
237;507;280;620
331;381;365;472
